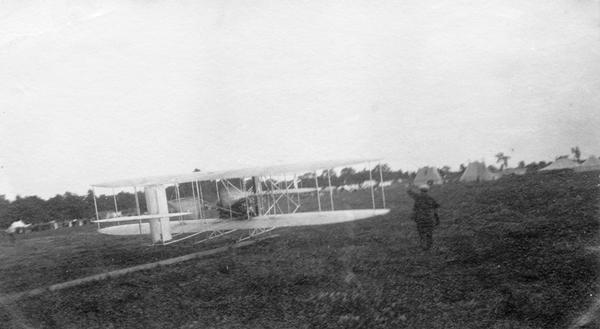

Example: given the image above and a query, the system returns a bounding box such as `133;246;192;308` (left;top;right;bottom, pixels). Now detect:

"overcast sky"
1;0;599;199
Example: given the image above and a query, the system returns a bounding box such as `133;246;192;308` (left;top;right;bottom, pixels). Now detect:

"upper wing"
93;158;381;188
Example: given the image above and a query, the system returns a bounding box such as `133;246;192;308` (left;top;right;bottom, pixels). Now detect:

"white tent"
379;180;394;187
459;162;497;182
6;220;30;233
413;167;443;185
360;180;378;189
341;184;360;192
575;156;600;172
540;158;579;171
321;186;337;192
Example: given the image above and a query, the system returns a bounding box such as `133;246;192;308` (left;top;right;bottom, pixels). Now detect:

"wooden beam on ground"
0;235;278;303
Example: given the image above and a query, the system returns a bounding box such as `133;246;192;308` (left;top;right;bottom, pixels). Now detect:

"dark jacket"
407;189;440;226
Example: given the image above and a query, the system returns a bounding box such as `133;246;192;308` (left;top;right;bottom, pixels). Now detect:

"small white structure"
340;184;360;192
6;220;30;233
379;180;393;187
105;211;122;219
360;180;378;189
321;186;337;192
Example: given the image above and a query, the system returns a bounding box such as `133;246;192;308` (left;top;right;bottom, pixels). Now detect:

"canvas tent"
360;180;378;189
340;184;360;192
539;158;579;171
5;220;30;233
413;167;443;185
459;162;497;182
574;156;600;172
322;186;337;192
379;180;394;187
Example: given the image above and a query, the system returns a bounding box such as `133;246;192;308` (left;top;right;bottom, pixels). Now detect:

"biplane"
91;159;390;245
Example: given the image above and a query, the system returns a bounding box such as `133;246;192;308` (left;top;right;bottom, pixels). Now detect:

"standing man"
406;184;440;251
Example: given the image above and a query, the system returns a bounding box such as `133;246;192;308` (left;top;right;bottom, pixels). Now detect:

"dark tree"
319;169;338;186
339;167;356;184
46;194;68;220
439;166;451;177
298;172;316;187
495;152;510;170
7;196;48;224
353;169;371;183
571;146;581;163
371;164;393;181
0;195;11;228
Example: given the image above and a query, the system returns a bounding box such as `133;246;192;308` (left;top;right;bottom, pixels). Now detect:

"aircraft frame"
91;159;390;245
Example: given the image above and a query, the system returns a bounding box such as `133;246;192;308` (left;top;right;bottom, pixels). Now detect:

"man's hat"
418;184;430;191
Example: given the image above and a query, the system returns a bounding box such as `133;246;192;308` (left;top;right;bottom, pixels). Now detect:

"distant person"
406;184;440;251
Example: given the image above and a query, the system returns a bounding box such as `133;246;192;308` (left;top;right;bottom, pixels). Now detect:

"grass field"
0;171;598;328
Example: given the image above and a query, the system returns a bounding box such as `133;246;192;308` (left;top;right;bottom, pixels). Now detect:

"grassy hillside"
0;171;598;328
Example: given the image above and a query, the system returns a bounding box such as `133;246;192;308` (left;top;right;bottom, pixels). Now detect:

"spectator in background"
406;184;440;251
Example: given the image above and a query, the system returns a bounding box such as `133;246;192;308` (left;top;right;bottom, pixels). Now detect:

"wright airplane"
91;159;390;245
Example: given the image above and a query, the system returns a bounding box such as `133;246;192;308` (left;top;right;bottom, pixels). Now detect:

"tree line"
0;158;563;228
0;164;409;227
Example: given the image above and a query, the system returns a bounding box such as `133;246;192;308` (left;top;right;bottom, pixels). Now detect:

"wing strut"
327;169;334;211
193;229;237;245
196;180;205;222
134;186;142;234
378;162;386;208
92;187;100;227
314;171;321;212
369;162;376;209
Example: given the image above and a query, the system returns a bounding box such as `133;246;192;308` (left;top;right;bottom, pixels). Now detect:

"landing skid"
147;229;238;247
162;231;205;246
193;229;237;245
155;226;277;246
237;226;276;243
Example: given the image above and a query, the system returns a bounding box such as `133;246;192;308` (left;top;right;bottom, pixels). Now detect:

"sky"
1;0;599;200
